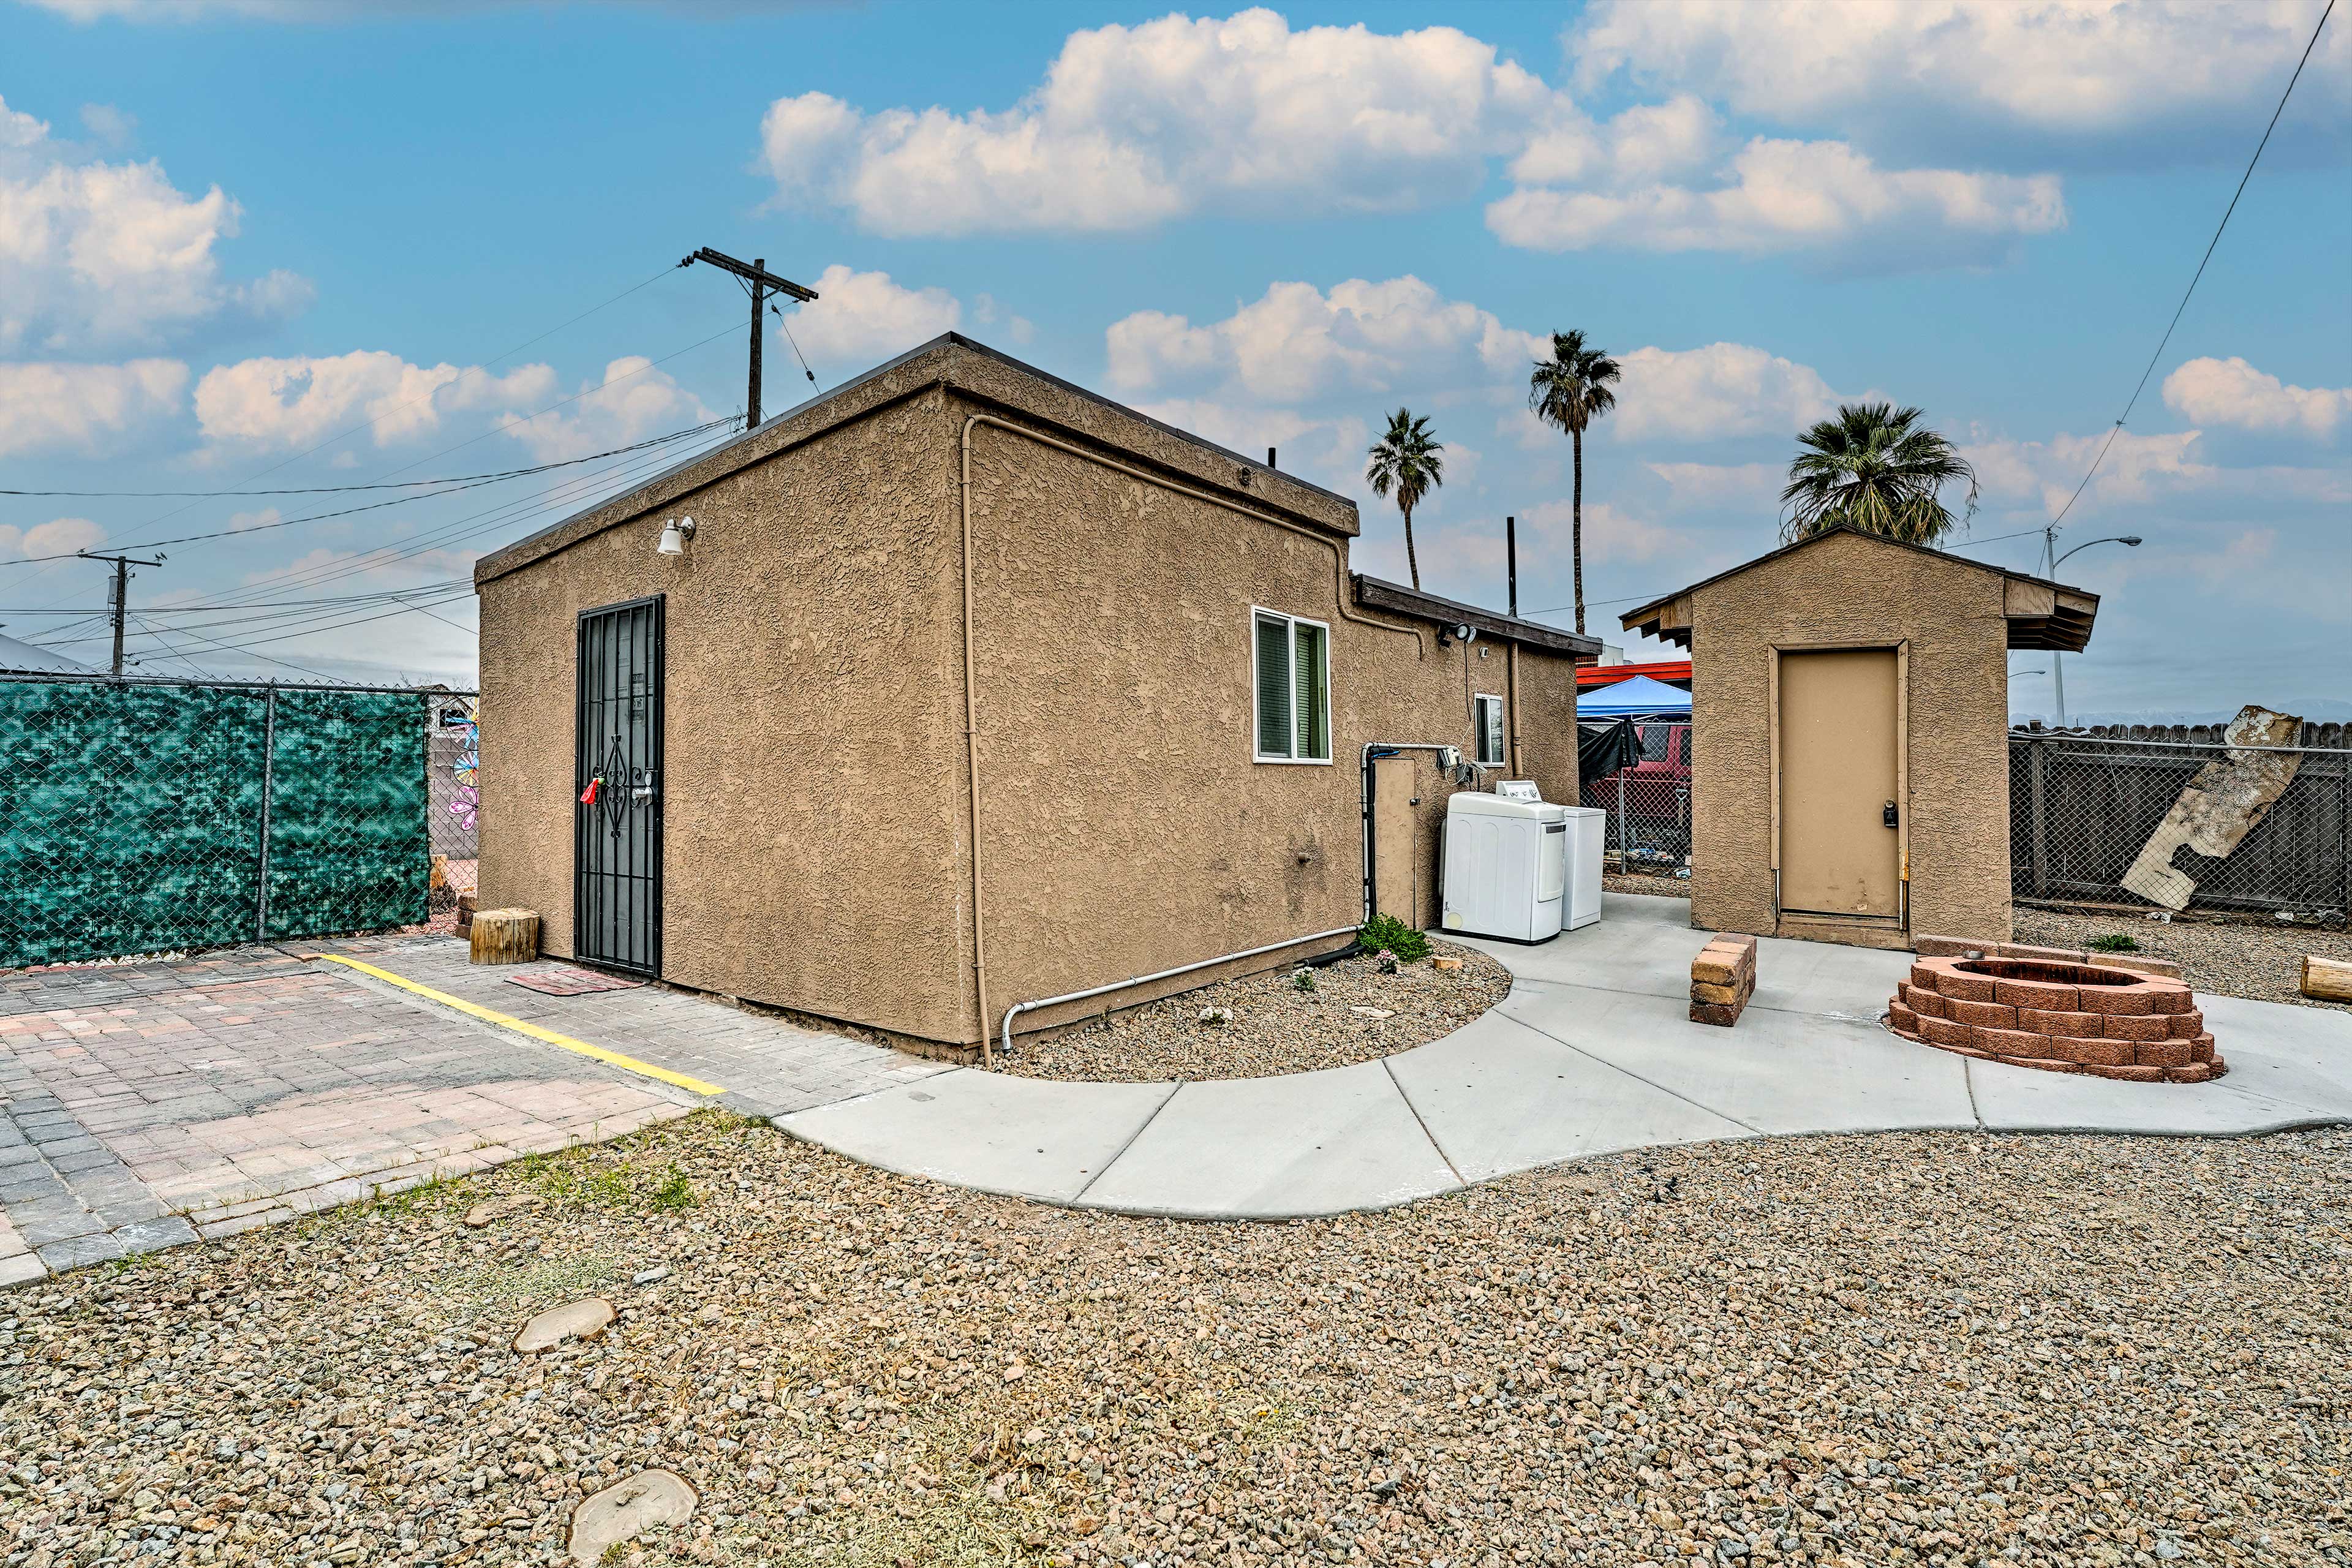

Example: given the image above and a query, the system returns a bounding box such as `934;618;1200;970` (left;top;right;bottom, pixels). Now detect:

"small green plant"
1359;913;1432;963
1290;966;1316;993
2088;933;2141;953
649;1163;698;1211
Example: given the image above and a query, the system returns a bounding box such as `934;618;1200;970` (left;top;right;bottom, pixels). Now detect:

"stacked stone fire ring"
1888;956;2223;1083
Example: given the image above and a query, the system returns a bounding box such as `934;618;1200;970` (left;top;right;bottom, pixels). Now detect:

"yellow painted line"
310;953;726;1098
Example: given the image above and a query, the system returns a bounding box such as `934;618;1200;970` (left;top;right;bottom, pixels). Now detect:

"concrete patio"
777;892;2352;1218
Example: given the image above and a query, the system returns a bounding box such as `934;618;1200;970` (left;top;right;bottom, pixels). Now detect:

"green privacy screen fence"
0;677;465;969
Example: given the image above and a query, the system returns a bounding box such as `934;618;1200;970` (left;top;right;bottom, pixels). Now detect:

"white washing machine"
1441;782;1569;943
1559;805;1606;931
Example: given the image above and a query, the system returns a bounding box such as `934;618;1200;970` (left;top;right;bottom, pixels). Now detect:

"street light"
2042;532;2143;724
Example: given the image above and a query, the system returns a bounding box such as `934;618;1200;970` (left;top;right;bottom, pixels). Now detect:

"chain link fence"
0;676;480;968
1582;719;1693;880
2010;729;2350;924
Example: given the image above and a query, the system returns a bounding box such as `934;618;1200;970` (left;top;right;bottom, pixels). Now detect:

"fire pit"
1889;955;2223;1082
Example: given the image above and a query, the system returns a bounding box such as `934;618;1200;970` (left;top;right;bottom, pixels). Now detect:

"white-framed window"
1472;692;1506;766
1252;607;1332;763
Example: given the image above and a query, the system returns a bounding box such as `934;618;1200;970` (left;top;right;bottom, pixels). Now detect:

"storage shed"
1620;526;2098;950
474;334;1598;1057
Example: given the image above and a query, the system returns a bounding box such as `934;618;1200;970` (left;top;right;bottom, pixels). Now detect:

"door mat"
504;965;646;997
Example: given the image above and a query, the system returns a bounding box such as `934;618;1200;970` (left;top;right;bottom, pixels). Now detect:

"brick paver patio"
0;935;944;1287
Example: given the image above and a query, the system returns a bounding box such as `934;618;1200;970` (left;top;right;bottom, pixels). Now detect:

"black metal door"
575;595;663;975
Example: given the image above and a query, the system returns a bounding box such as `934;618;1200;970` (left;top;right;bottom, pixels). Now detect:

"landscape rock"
567;1469;696;1563
511;1297;615;1354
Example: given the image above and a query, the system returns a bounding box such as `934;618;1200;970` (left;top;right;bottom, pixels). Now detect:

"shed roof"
476;333;1358;586
1618;526;2100;652
1350;573;1602;658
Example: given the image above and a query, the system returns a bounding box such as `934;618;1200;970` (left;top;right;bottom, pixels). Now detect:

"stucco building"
1620;527;2098;951
475;334;1597;1056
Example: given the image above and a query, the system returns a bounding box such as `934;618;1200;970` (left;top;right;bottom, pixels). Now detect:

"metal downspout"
960;411;1430;1068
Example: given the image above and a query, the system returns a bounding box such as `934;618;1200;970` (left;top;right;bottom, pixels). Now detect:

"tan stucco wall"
1687;529;2013;948
478;383;979;1044
478;352;1581;1050
953;394;1581;1040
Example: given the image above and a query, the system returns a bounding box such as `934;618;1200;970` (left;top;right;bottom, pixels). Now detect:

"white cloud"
2162;356;2349;440
1964;428;2220;516
0;358;187;457
1106;276;1846;456
1645;460;1786;512
0;517;108;559
786;264;962;368
0;93;310;353
1488;137;2065;263
1572;0;2352;157
759;10;1554;236
1611;343;1844;442
754;11;2077;271
1518;498;1682;564
1107;276;1537;405
497;357;716;464
192;352;559;451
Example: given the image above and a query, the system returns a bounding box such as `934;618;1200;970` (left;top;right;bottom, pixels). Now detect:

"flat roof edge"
1352;573;1602;658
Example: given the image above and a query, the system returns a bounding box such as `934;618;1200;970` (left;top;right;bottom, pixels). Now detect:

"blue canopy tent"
1576;674;1691;717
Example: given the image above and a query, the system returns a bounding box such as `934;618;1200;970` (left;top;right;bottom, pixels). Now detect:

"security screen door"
575;595;664;975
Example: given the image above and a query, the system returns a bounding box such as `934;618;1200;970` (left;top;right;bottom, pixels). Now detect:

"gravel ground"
3;1116;2347;1568
998;943;1510;1082
2013;906;2352;1014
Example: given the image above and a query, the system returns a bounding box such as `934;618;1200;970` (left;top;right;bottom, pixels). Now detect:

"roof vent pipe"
1267;447;1276;469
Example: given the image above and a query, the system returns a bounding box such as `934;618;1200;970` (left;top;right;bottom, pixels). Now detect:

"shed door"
575;595;664;975
1779;648;1899;919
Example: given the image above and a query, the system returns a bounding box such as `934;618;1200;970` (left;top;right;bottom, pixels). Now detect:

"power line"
0;419;733;499
212;421;741;606
8;262;692;599
98;421;742;662
2043;0;2334;535
0;420;733;565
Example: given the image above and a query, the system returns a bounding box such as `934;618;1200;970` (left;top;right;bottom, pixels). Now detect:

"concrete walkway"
778;893;2352;1219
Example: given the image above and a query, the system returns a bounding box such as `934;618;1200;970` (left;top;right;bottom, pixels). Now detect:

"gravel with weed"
998;940;1509;1082
2;1114;2346;1568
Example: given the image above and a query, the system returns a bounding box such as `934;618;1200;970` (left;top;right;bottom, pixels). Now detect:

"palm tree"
1365;409;1444;590
1779;402;1978;546
1526;330;1620;634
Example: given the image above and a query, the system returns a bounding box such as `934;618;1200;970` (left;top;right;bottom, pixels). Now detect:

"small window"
1253;608;1331;763
1473;693;1506;766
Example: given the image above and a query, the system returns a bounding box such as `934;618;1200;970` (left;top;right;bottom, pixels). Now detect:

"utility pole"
79;551;162;677
678;247;818;431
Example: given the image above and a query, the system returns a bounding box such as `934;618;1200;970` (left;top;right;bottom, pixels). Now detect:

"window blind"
1255;613;1292;758
1294;622;1329;761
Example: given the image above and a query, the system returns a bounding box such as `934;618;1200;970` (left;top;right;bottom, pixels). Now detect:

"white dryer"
1441;783;1569;943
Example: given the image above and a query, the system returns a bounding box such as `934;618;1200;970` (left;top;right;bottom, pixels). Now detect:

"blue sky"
3;0;2346;719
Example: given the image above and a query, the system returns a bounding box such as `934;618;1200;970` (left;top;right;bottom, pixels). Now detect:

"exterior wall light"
657;516;696;556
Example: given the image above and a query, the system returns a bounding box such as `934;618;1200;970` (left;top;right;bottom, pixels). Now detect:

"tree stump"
2303;955;2352;1005
469;909;540;965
